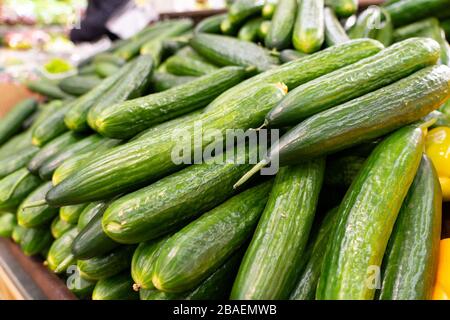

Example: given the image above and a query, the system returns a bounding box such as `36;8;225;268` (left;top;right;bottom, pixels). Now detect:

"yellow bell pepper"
426;127;450;202
432;238;450;300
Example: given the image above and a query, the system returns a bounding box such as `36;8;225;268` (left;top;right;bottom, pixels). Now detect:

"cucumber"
12;224;26;244
46;82;286;206
47;227;78;273
165;55;218;76
92;272;138;300
289;208;339;300
51;216;74;239
78;64;96;76
292;0;325;53
174;46;212;62
88;66;252;139
0;212;16;238
58;75;101;96
140;39;164;66
220;17;239;36
0;99;37;145
442;18;450;40
17;182;58;228
93;53;125;67
385;0;450;27
279;49;308;63
316;125;425;300
190;33;279;72
194;13;227;34
238;18;263;42
235;65;450;187
257;20;271;40
265;0;297;50
228;0;264;24
78;245;134;280
162;35;190;56
102;145;257;244
28;131;84;174
230;159;325;300
324;155;366;188
60;204;88;224
21;226;53;256
77;201;108;231
325;0;358;18
150;72;197;92
94;62;120;78
0;131;33;160
31;100;70;147
153;182;272;293
324;7;350;46
262;2;277;19
266;38;440;127
378;155;441;300
0;145;39;179
0;168;41;211
67;267;97;299
26;79;72;100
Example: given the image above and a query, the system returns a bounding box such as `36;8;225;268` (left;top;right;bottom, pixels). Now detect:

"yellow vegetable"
426;127;450;201
432;238;450;300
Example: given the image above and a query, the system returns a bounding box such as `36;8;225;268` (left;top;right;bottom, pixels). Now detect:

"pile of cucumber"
1;0;450;300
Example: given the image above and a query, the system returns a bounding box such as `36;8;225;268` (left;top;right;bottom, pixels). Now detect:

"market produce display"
1;0;450;301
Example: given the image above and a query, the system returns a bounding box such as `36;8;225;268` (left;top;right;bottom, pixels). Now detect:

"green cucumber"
348;6;382;39
78;64;96;76
262;2;277;19
238;18;263;42
94;62;120;78
93;53;125;67
88;66;252;139
279;49;308;63
231;159;325;300
46;82;286;206
324;7;350;46
26;79;72;100
229;0;264;24
51;216;74;239
21;226;53;256
195;13;227;34
92;272;138;300
165;55;218;76
17;182;58;228
190;33;279;72
442;18;450;40
266;38;440;127
257;20;271;39
220;17;240;36
174;46;211;62
150;72;197;92
66;267;97;299
324;155;366;188
12;224;26;244
378;155;441;300
153;182;272;293
140;39;164;66
385;0;450;27
77;202;108;231
0;131;33;160
47;227;78;273
325;0;358;18
0;212;16;238
0;145;39;179
31;100;70;147
265;0;297;50
292;0;325;53
0;168;41;211
316;125;425;300
60;204;88;224
58;75;101;96
0;99;37;145
162;35;191;56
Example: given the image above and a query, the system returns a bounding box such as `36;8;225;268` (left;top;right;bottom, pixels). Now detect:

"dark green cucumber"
72;205;119;260
0;145;39;179
266;38;439;127
17;182;58;228
220;17;240;36
0;168;41;211
262;2;277;19
0;99;37;145
228;0;264;24
77;202;107;231
88;66;252;139
150;72;197;92
378;155;441;300
165;55;218;76
26;79;72;100
0;212;16;238
21;226;53;256
153;182;272;293
58;75;101;96
190;33;279;72
194;13;227;34
292;0;325;53
265;0;297;50
28;131;84;174
12;224;26;244
325;0;358;18
47;227;78;273
316;125;425;300
279;49;308;63
92;272;138;300
66;267;97;299
31;100;70;147
385;0;450;27
231;159;325;300
324;7;350;46
324;155;366;188
46;82;286;206
60;204;88;224
289;208;339;300
238;18;263;42
257;20;271;39
51;216;74;239
442;18;450;40
94;62;120;78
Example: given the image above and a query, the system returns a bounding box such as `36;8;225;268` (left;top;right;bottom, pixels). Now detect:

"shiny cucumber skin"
316;126;425;300
378;155;442;300
102;145;256;244
231;159;325;300
265;0;297;50
238;18;264;42
190;33;279;73
46;83;286;206
194;13;227;34
89;66;251;139
17;182;58;228
21;226;53;256
51;216;74;239
385;0;450;27
292;0;325;53
0;99;37;145
31;101;71;147
0;213;16;238
325;0;357;18
77;201;108;231
153;182;272;293
268;65;450;167
58;75;101;96
0;169;41;211
150;72;197;92
47;227;78;272
267;38;440;127
0;145;39;179
28;131;84;174
60;204;88;224
92;272;138;300
77;245;135;280
67;267;97;299
165;55;218;76
324;7;350;46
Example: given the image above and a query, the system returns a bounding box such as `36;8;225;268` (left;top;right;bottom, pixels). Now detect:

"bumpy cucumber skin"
21;226;53;256
51;216;74;239
77;202;108;231
150;72;197;92
231;159;325;300
0;146;39;179
325;0;357;18
165;55;218;76
316;126;425;300
378;155;442;300
293;0;325;53
269;65;450;166
47;227;78;272
0;169;42;212
194;13;227;34
267;38;440;127
265;0;297;50
0;213;16;238
0;99;37;145
385;0;450;27
152;182;272;293
324;7;350;46
60;204;88;224
92;272;139;300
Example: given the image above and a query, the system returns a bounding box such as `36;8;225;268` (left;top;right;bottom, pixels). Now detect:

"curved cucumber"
0;169;41;211
47;227;78;273
292;0;325;53
51;216;74;239
325;0;358;18
0;213;16;238
324;7;350;46
92;272;138;300
0;99;37;145
60;204;88;224
265;0;297;50
21;226;53;256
